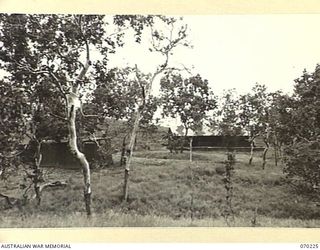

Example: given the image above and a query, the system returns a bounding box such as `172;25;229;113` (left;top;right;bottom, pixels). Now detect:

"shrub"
283;140;320;191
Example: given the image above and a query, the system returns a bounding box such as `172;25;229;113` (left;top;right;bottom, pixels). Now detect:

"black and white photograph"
1;8;320;230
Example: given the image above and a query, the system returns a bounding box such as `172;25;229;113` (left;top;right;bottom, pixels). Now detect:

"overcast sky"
107;14;320;132
3;14;320;133
3;14;320;96
109;14;320;95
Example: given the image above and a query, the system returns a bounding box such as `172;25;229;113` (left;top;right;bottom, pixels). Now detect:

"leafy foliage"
91;67;159;125
160;72;217;136
0;80;30;177
238;83;271;136
0;81;29;153
283;140;320;190
280;66;320;190
209;89;243;136
0;14;171;212
279;68;320;143
0;13;162;150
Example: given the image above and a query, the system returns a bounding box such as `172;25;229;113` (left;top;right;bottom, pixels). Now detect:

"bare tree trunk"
120;135;127;166
33;140;43;206
262;138;269;170
189;137;193;162
123;110;141;202
68;104;91;216
248;132;260;165
274;145;278;166
249;139;254;165
0;164;5;180
180;127;188;153
273;135;278;166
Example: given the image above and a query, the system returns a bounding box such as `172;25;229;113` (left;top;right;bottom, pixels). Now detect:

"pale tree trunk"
272;134;278;166
0;157;7;180
33;140;43;206
122;50;173;200
29;104;43;205
65;36;92;216
189;137;193;162
262;139;269;169
122;61;167;201
262;132;270;170
248;132;260;165
249;137;255;165
123;110;141;202
120;135;127;166
67;104;91;216
14;21;93;214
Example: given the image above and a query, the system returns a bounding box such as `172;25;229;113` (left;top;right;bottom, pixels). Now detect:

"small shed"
40;139;113;169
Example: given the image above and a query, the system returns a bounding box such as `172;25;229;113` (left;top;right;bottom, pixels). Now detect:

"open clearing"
1;149;319;227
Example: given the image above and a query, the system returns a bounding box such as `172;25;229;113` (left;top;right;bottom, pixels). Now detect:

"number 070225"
300;244;319;248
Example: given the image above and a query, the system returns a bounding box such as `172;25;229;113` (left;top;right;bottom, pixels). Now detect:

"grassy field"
1;149;320;227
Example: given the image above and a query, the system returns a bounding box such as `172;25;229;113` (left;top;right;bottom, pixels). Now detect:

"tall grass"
1;149;320;227
1;209;320;228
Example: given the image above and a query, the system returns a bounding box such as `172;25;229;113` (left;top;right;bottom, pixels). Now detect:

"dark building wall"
170;135;262;150
41;143;78;168
191;136;251;148
40;140;113;169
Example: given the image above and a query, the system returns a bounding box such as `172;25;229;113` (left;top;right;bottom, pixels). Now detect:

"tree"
208;89;243;136
269;93;294;147
90;67;140;167
0;14;154;215
265;90;286;166
238;83;271;167
120;16;190;201
90;66;159;166
0;80;30;179
26;90;69;205
0;76;69;206
0;14;101;214
280;66;320;190
281;67;320;142
160;72;217;156
176;125;185;136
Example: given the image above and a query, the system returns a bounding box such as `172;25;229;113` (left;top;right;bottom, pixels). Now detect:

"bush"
283;140;320;191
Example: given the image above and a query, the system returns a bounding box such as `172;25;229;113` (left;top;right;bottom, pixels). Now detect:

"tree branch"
36;181;67;196
0;144;28;159
16;61;68;96
249;132;261;143
76;40;90;82
0;181;67;208
89;133;101;148
48;112;67;121
0;193;15;207
107;26;130;37
295;134;313;143
134;64;146;107
78;100;98;118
